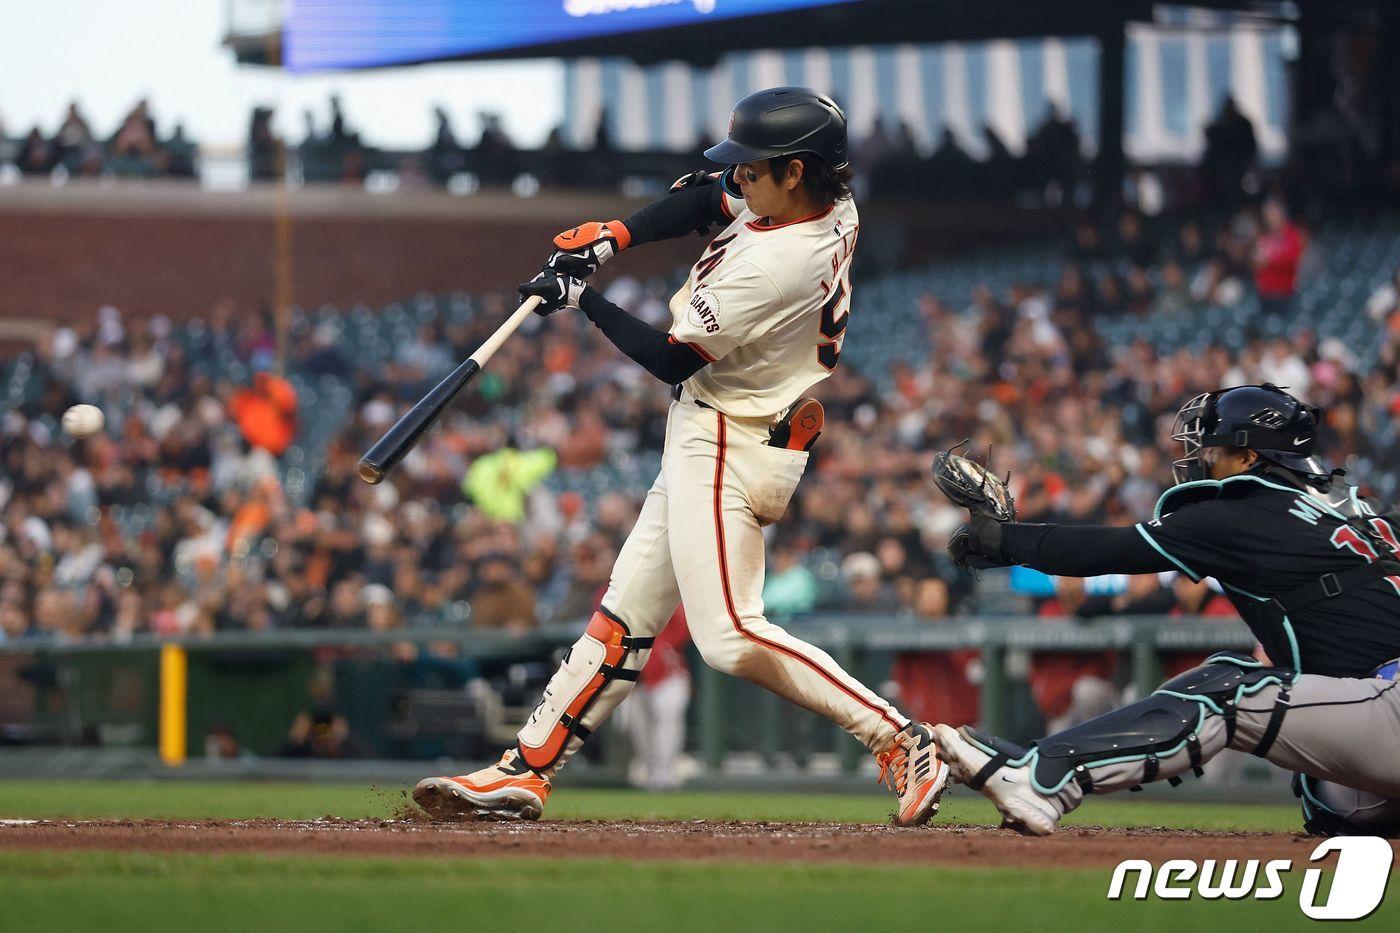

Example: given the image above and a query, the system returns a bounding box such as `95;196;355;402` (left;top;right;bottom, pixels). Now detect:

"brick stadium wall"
0;185;697;326
0;182;1055;330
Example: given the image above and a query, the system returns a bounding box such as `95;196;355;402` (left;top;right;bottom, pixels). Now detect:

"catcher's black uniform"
939;383;1400;835
997;472;1400;677
948;467;1400;836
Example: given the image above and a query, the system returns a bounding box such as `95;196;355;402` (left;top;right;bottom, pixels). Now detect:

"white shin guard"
516;609;653;776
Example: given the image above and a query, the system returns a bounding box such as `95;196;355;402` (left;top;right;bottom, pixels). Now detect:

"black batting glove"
519;273;588;316
668;169;721;191
948;512;1012;570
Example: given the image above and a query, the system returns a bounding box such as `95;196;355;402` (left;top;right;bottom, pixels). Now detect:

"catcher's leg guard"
516;608;654;773
1294;773;1400;838
959;652;1295;817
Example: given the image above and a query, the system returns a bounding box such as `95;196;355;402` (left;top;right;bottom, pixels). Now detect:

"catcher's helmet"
704;86;849;170
1171;383;1328;484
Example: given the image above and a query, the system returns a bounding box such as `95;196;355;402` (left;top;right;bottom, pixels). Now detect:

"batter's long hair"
768;153;854;204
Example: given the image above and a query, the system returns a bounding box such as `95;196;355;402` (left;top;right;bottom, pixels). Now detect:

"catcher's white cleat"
876;722;951;827
933;724;1060;836
413;748;551;822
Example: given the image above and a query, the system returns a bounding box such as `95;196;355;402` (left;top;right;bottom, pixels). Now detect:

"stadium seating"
4;211;1397;638
91;217;1400;509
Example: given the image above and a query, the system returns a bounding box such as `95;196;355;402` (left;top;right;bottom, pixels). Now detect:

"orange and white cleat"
412;748;552;822
876;722;951;827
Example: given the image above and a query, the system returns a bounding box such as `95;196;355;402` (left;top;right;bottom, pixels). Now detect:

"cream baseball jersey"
668;191;858;418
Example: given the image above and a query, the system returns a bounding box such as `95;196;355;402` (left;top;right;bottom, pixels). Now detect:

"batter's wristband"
607;220;632;251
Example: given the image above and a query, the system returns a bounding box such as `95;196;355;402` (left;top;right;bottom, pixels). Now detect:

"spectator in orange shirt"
229;371;298;457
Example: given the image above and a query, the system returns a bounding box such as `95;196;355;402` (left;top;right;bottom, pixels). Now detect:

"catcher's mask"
1171;383;1329;484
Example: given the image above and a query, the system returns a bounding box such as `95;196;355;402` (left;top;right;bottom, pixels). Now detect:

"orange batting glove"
543;220;632;279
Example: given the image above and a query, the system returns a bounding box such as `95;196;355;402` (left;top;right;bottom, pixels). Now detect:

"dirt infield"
0;817;1353;868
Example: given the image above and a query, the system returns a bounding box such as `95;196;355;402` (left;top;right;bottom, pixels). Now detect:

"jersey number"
694;234;735;284
817;280;849;371
1329;519;1400;596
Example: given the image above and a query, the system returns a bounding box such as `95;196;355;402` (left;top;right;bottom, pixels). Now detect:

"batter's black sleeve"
622;182;731;246
579;287;708;384
999;522;1176;576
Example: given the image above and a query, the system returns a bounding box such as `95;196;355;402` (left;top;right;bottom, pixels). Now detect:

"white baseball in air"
61;404;105;438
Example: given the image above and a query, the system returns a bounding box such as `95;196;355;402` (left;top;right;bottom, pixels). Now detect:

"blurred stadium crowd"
3;197;1398;657
3;93;1295;217
0;99;197;180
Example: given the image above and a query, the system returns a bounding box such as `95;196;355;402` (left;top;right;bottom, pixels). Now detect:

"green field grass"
0;851;1376;933
0;779;1304;830
0;781;1389;932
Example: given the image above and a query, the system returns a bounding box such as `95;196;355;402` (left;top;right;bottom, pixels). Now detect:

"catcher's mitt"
931;442;1015;522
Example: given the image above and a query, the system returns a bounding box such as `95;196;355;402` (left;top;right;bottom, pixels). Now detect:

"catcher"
931;384;1400;836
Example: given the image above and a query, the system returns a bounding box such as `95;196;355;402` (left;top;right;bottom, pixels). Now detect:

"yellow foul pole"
158;643;187;766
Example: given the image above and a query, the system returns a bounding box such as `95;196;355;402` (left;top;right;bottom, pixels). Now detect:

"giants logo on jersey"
688;290;721;334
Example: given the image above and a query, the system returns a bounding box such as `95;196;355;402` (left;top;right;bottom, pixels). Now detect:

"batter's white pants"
527;391;908;777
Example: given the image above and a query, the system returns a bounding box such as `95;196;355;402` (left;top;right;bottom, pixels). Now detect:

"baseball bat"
356;295;542;484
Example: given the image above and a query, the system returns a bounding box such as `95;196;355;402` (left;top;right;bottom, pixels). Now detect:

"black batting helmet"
1171;383;1329;484
704;86;849;170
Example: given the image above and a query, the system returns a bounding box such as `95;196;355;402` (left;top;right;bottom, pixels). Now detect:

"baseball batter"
935;384;1400;836
414;87;949;825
